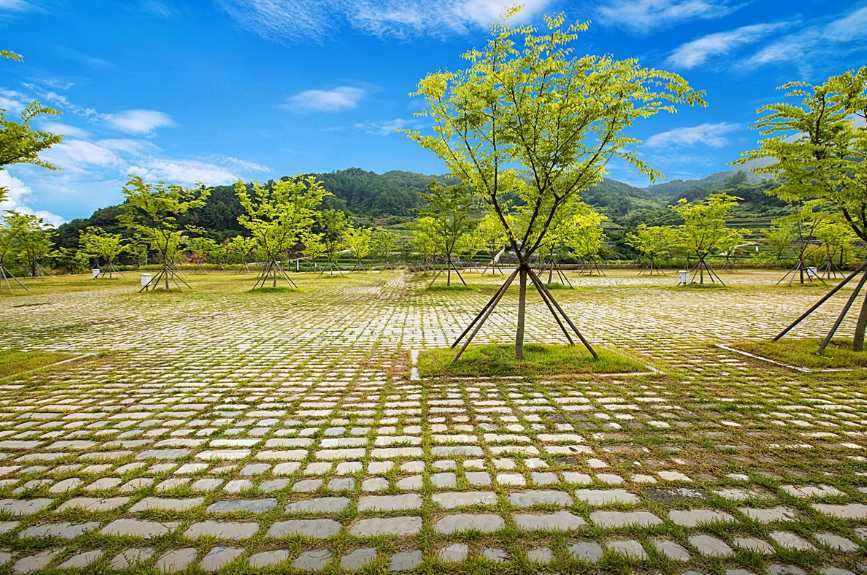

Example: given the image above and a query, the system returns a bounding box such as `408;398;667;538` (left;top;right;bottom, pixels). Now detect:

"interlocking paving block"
0;499;53;516
57;550;103;570
200;546;244;572
12;549;60;574
811;503;867;520
184;521;259;540
109;547;155;570
357;494;422;512
606;539;648;560
101;518;179;538
350;516;422;537
509;489;573;507
291;549;332;572
434;513;504;534
389;550;422;572
285;497;350;514
575;488;639;506
590;510;662;528
689;534;734;557
131;497;204;512
514;510;586;531
814;532;858;551
568;541;603;563
207;498;277;513
651;537;691;561
432;491;497;509
668;509;736;527
738;506;797;523
438;543;468;562
340;548;377;571
769;531;816;551
732;537;774;555
482;548;509;563
154;548;198;573
268;518;341;539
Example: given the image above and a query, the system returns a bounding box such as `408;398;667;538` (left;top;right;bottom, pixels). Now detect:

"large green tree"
6;212;53;277
235;176;328;289
119;176;211;291
406;12;702;358
741;67;867;350
625;224;677;275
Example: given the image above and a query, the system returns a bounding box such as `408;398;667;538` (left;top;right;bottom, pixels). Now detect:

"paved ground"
0;269;864;574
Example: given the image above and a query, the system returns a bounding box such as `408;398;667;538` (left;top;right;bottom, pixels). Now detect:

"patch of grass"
0;349;75;378
418;342;649;378
424;284;476;292
734;338;867;369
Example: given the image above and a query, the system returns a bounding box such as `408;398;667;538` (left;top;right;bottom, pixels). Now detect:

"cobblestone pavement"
0;270;864;574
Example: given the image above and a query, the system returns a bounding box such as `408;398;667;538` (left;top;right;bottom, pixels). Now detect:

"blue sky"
2;0;866;224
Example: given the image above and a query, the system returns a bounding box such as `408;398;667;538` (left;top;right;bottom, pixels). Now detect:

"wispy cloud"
0;171;65;227
597;0;740;33
218;0;554;41
0;88;27;112
103;109;175;135
128;159;239;186
353;117;420;136
141;0;175;17
745;5;867;68
645;122;740;148
667;22;786;69
0;0;34;13
285;86;365;112
41;140;123;173
40;121;90;138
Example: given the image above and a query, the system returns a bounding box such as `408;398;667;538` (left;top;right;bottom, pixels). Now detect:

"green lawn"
0;349;76;378
418;342;650;378
735;338;867;369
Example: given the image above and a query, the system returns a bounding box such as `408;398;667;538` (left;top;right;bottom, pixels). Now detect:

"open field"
0;269;864;574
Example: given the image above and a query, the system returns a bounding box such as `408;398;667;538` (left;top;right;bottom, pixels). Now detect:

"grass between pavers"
418;343;650;378
0;349;76;378
733;338;867;369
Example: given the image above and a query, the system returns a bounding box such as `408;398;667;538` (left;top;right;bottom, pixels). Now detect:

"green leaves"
235;176;329;261
672;193;747;258
79;227;126;267
405;13;702;263
740;67;867;243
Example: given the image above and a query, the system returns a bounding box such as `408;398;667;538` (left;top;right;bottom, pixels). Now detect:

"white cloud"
97;138;161;155
354;117;419;136
40;121;90;138
645;122;740;148
597;0;738;33
0;171;65;227
285;86;365;112
667;22;785;69
142;0;175;17
41;140;123;173
218;0;554;40
0;0;33;12
127;159;239;186
0;88;27;113
745;5;867;68
217;156;271;173
103;109;175;135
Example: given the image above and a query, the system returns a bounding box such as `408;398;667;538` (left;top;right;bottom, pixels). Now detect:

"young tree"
226;235;256;271
672;193;747;286
0;213;27;290
416;181;476;287
343;226;372;270
814;215;858;277
405;13;701;359
760;223;795;266
411;216;439;270
741;67;867;351
370;227;399;268
186;236;220;270
7;212;53;277
51;246;89;275
475;212;510;274
119;176;211;291
235;176;328;289
316;209;348;275
565;205;607;276
625;224;677;275
771;201;829;286
79;227;126;278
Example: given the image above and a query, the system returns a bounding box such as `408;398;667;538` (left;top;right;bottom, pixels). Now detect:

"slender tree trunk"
516;265;528;360
854;290;867;351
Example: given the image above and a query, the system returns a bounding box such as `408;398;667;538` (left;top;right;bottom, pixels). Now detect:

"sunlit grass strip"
0;350;77;378
418;343;650;378
729;339;867;370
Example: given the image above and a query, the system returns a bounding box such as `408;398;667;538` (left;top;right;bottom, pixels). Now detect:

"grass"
734;338;867;369
0;349;76;378
418;342;649;378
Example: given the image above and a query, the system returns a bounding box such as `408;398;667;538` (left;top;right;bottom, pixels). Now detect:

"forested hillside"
55;167;788;251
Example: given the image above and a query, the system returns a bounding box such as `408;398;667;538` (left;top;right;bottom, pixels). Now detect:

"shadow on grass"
418;343;650;378
733;339;867;369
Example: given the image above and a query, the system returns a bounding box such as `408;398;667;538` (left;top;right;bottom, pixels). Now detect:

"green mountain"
55;167;788;252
